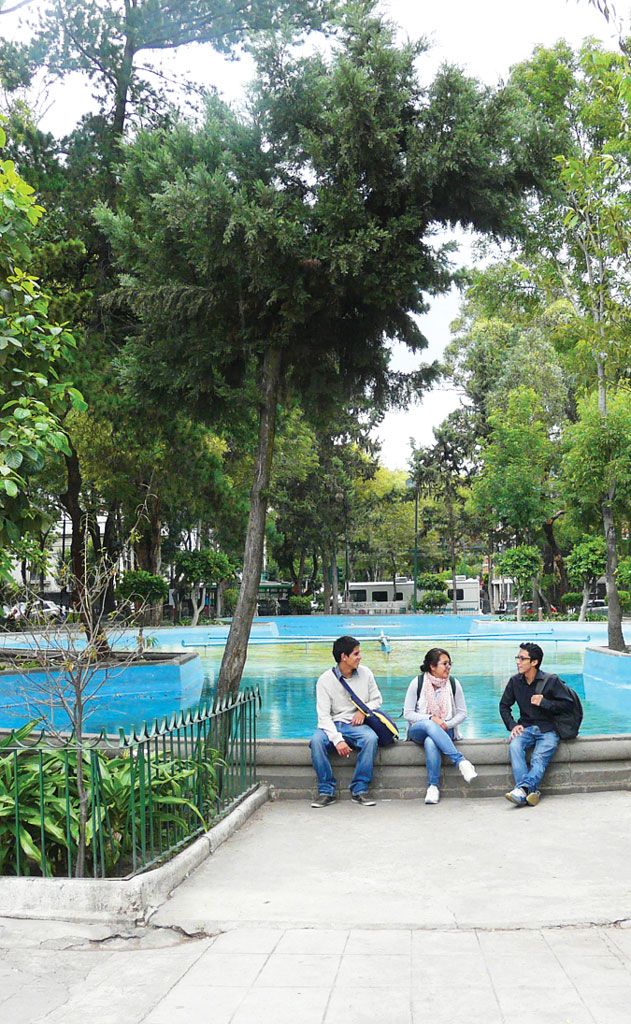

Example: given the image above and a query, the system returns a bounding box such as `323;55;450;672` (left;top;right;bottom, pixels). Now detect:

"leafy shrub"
288;595;312;615
618;590;631;612
117;570;168;604
417;573;447;592
0;723;221;878
561;592;582;609
223;588;239;615
419;590;448;612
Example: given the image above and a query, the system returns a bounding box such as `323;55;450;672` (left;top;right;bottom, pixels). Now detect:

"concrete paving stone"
326;986;412;1024
502;1011;595;1024
602;929;631;958
493;985;592;1018
232;986;330;1024
345;928;411;955
208;927;283;954
476;929;552;956
3;980;74;1024
411;929;481;956
140;985;247;1024
542;927;613;956
275;929;349;954
412;978;500;1008
590;1002;631;1024
485;952;574;978
254;952;341;988
554;954;631;987
182;951;268;987
416;1008;503;1024
335;952;410;988
411;948;490;987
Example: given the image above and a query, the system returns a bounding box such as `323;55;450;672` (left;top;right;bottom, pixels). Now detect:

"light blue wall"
583;645;631;720
0;655;204;735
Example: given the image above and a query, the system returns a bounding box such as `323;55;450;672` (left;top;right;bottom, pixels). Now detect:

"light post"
406;477;418;611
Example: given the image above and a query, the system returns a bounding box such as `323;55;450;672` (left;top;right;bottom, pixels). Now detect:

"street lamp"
406;477;418;612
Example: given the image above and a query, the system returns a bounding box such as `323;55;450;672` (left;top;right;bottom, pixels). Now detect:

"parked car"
4;599;63;621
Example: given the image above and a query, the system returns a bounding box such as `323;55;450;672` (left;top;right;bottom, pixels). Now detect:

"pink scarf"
419;672;455;721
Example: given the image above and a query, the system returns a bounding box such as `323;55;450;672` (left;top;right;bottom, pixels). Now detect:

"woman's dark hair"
333;635;359;663
420;647;451;674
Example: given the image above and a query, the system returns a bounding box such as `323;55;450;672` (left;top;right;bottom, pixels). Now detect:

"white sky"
2;0;619;470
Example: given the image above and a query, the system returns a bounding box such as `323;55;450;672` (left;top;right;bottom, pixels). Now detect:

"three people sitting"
310;636;569;807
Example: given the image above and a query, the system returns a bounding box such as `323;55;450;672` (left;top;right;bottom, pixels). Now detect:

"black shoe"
351;792;376;806
311;793;336;808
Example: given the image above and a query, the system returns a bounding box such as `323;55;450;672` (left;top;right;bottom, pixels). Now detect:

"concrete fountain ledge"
257;735;631;800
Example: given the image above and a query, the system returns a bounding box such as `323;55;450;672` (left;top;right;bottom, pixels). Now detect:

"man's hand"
335;741;352;757
431;715;448;731
351;710;366;726
530;694;543;706
511;724;524;738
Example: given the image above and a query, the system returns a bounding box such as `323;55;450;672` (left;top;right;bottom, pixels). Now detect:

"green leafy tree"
173;548;233;626
99;6;553;695
566;535;607;621
0;125;84;554
411;414;475;614
469;388;554;541
496;545;543;621
561;390;631;646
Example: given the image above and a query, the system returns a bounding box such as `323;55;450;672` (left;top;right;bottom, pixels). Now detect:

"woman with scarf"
403;647;477;804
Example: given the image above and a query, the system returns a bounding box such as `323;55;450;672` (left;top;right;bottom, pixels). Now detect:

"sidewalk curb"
0;783;269;925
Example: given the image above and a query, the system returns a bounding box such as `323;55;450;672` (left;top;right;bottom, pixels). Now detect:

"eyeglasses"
515;655;531;662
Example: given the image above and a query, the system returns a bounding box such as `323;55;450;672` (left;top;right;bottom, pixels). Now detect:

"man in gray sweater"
309;635;382;807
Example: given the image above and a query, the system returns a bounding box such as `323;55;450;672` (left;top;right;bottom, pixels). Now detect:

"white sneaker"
458;759;478;783
425;785;440;804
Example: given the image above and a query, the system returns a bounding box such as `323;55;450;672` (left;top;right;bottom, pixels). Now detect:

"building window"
447;588;464;601
372;591;388;602
350;589;367;602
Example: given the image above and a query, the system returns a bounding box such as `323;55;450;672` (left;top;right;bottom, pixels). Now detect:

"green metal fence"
0;687;260;879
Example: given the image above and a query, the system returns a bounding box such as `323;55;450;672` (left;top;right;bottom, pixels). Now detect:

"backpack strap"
535;671;551;696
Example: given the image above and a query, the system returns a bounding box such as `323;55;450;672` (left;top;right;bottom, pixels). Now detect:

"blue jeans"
309;723;379;795
407;720;464;787
509;725;559;792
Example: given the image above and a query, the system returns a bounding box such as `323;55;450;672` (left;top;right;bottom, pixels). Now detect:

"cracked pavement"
2;791;631;1023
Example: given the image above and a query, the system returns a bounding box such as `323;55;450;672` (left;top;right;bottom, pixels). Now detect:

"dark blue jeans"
309;723;379;795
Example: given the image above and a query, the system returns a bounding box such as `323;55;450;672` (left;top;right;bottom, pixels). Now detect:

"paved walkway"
2;792;631;1024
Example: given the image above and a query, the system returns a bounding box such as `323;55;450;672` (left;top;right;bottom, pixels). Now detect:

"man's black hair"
333;635;359;663
519;642;543;669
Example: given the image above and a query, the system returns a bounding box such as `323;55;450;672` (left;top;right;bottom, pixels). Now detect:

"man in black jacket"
499;642;575;807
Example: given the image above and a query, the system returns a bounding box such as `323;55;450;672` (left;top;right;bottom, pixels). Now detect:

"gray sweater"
402;676;468;740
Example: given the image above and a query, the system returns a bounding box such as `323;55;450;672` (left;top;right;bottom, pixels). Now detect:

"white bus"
340;576;480;615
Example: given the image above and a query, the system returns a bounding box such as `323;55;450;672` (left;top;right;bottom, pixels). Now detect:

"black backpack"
535;673;583;740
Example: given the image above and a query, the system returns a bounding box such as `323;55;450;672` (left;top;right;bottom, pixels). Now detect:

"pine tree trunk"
322;549;331;614
331;549;339;615
216;348;282;698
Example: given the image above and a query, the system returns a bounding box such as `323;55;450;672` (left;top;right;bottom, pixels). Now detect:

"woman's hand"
431;715;448;731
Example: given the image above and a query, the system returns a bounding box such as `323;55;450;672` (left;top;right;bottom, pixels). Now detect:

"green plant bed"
0;721;222;878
